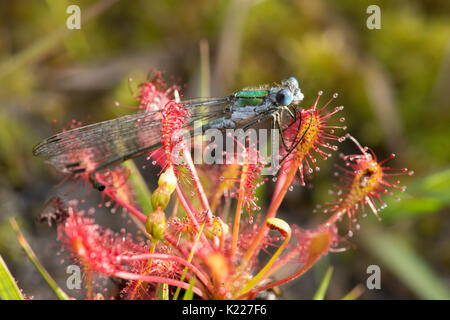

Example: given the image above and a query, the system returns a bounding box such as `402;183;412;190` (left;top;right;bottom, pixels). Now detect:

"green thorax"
232;89;269;107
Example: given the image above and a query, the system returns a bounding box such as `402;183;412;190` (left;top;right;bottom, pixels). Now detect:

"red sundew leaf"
282;92;346;187
160;101;189;165
320;134;412;235
135;70;181;112
57;201;148;276
306;232;332;264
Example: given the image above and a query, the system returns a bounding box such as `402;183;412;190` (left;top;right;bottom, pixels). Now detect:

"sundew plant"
4;72;412;300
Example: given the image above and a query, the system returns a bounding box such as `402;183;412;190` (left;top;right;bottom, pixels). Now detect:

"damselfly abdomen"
33;77;304;190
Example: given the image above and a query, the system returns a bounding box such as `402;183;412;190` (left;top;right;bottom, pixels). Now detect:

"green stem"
0;255;24;300
312;266;333;300
341;284;364;300
231;159;248;258
9;218;70;300
122;160;153;214
236;231;291;297
173;222;206;300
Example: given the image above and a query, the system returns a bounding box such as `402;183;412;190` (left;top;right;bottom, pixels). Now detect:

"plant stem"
9;218;70;300
241;157;299;268
183;148;212;220
164;233;190;259
119;251;212;294
103;186;147;223
231;158;249;258
176;184;200;232
325;208;346;226
236;246;320;300
264;245;301;278
173;223;207;300
129;241;157;300
86;266;93;299
312;266;333;300
341;284;365;300
122;160;153;214
237;231;291;298
0;255;24;300
115;271;206;299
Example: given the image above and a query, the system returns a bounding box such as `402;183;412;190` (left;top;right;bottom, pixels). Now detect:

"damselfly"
33;77;305;191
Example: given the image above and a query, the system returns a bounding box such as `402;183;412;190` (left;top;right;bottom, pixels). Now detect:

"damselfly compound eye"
276;88;294;106
283;76;299;88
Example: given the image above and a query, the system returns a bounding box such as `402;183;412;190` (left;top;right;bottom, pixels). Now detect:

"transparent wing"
33;98;229;173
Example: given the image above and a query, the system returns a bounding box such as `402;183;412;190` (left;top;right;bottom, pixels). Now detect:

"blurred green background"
0;0;449;299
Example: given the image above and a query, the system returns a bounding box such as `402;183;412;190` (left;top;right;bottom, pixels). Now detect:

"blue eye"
286;76;299;88
276;88;294;106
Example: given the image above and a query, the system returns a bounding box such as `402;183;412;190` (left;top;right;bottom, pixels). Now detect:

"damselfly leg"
278;110;313;166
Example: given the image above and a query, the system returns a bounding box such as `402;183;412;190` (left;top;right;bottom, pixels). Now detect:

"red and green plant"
5;72;412;300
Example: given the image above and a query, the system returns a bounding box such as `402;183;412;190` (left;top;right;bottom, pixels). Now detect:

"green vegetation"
0;0;448;299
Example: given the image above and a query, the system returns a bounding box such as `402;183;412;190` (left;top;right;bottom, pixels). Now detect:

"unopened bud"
158;166;177;193
151;166;177;210
151;188;171;210
146;207;166;243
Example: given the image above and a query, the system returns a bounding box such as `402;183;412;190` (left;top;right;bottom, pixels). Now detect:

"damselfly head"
283;76;299;89
280;76;303;105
